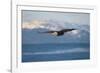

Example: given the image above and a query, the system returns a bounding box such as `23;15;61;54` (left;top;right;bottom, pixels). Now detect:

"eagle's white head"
51;32;58;36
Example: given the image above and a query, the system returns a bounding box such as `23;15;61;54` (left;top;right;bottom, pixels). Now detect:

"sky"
22;10;90;25
22;10;90;44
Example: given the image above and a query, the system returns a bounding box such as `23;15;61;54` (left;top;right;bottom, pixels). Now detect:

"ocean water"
22;43;90;62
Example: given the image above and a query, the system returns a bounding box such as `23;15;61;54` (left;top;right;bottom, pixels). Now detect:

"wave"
23;48;89;55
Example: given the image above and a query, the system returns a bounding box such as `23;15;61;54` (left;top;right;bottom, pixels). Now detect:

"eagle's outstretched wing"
38;31;57;33
61;29;76;32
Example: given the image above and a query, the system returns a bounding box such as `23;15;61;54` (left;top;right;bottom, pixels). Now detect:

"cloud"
22;20;68;30
22;20;47;29
71;30;81;38
23;48;89;55
22;19;89;37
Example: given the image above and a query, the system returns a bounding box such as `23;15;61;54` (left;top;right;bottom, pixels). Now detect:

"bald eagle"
39;29;76;36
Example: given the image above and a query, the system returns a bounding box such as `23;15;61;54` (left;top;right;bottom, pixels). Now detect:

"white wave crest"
23;48;89;55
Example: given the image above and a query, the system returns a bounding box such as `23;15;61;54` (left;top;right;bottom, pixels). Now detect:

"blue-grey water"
22;43;90;62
